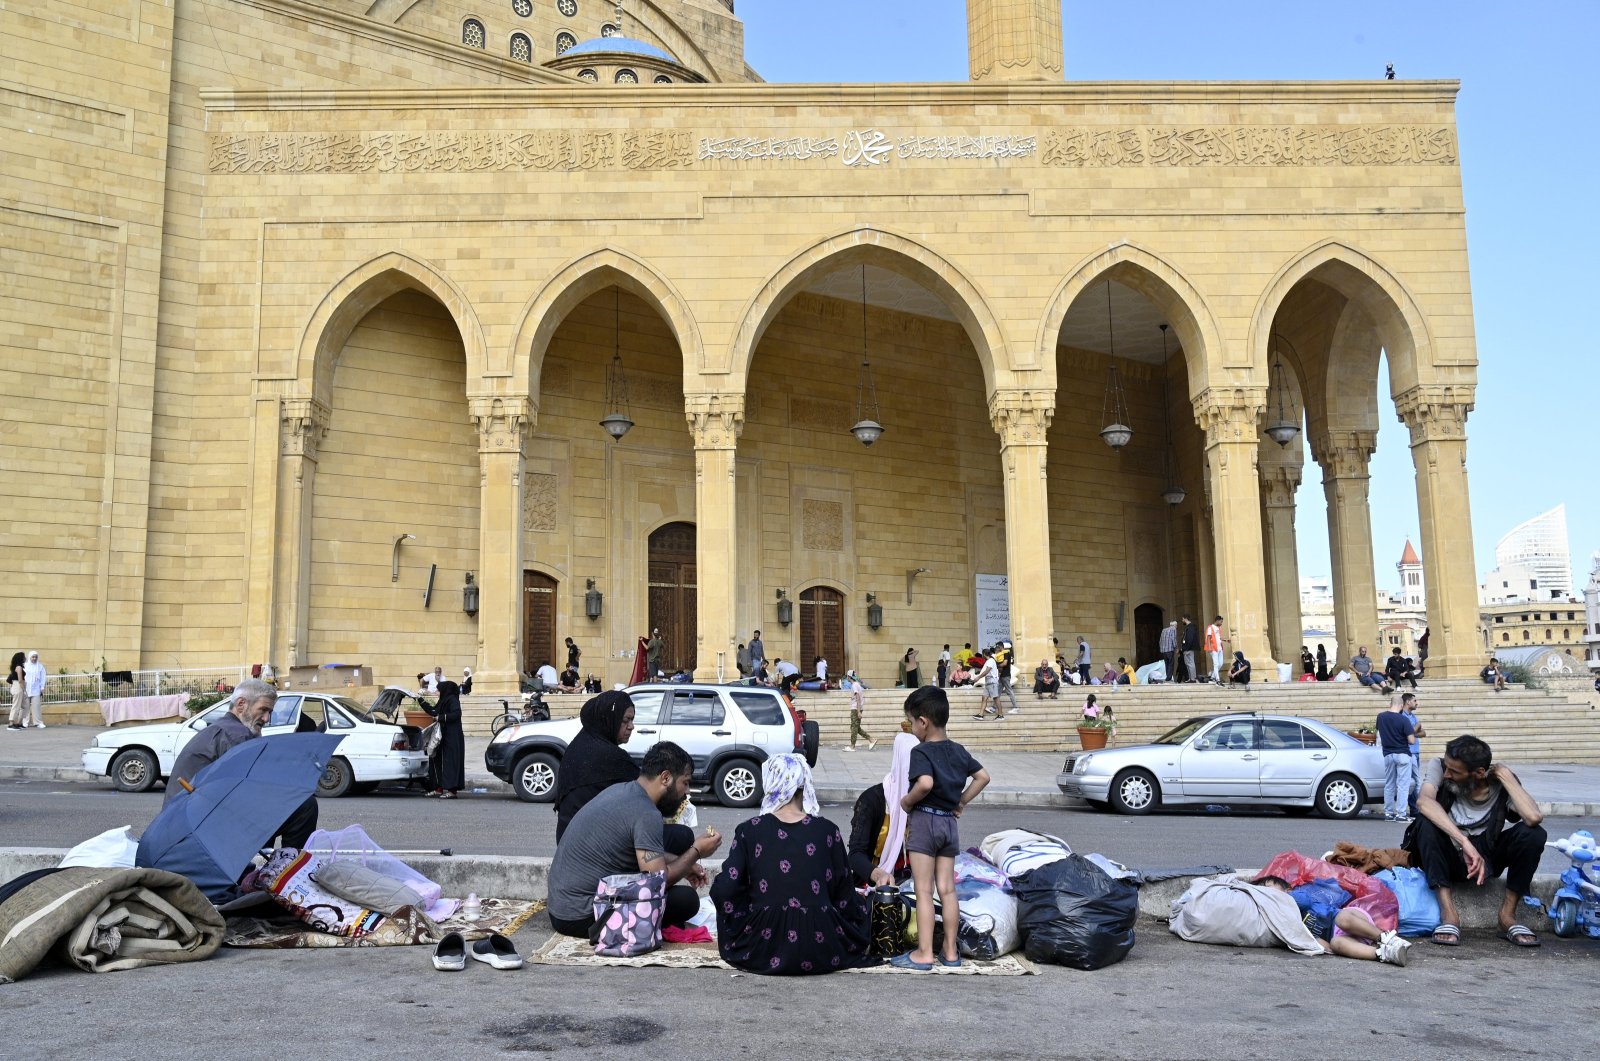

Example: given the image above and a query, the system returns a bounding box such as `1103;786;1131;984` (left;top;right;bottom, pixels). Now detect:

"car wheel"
110;749;159;793
513;752;559;803
1108;768;1159;815
318;756;354;798
1548;897;1579;938
801;720;820;767
1315;773;1364;820
714;758;761;808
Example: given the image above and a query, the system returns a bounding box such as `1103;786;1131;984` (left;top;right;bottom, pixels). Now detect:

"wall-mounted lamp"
391;533;416;582
462;572;479;617
905;567;929;605
865;592;883;631
585;578;604;621
776;588;793;627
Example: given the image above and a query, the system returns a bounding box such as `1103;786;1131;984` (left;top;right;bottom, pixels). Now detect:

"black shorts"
906;808;960;858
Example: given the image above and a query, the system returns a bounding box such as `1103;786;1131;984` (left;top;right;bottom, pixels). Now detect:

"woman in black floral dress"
710;753;873;975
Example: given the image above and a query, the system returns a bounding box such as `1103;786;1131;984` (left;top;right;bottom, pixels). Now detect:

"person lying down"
1167;873;1409;967
1250;875;1410;966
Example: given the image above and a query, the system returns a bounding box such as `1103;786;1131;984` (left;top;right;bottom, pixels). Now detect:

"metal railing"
36;666;251;706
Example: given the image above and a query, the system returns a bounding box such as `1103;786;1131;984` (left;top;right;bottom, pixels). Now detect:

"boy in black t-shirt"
892;687;991;971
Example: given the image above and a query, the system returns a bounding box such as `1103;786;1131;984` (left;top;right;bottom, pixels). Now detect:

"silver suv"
483;683;803;807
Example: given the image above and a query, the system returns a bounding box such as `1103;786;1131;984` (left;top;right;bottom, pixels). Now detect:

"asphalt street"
1;779;1584;874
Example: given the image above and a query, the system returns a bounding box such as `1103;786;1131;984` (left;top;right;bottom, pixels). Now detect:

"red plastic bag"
1259;851;1399;934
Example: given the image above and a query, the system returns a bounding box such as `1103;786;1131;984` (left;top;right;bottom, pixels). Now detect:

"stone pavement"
6;724;1598;814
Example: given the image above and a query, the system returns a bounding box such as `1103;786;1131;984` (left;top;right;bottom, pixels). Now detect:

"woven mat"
531;934;1037;975
224;898;543;949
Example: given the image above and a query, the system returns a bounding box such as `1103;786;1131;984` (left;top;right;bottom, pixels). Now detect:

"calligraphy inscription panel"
209;125;1455;173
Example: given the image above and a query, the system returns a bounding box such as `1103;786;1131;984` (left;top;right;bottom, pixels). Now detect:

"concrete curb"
9;764;1595;817
0;847;1567;933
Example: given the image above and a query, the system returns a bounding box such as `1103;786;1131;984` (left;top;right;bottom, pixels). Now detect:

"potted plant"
1077;705;1116;750
1346;726;1377;745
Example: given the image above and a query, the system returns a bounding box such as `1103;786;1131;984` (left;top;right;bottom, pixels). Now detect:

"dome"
563;36;676;62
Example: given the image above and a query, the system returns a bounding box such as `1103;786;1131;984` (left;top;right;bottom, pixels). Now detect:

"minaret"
966;0;1064;82
1584;552;1600;673
1397;539;1425;609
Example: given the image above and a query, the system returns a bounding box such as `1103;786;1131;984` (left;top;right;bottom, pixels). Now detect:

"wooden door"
798;587;845;671
647;522;697;673
523;571;557;676
1134;602;1163;667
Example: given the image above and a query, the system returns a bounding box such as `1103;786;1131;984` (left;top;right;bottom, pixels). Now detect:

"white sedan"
1056;712;1386;819
81;692;429;797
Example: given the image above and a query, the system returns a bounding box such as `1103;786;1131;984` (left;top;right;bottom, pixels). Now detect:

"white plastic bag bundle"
59;826;140;869
979;829;1071;878
306;824;457;921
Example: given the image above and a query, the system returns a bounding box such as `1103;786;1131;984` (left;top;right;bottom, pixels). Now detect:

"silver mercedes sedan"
1056;713;1387;819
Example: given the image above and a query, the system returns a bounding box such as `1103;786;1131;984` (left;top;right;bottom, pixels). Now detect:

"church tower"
966;0;1064;82
1397;540;1425;609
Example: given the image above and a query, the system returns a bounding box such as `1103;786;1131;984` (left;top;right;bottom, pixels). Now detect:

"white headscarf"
877;732;918;878
759;753;819;816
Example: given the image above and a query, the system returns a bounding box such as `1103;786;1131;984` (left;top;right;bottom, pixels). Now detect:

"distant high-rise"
1481;505;1573;603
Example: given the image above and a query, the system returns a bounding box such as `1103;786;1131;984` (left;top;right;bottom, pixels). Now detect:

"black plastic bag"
1013;854;1138;970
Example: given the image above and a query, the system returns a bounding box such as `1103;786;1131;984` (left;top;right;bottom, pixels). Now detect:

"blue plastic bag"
1301;901;1341;940
1374;867;1441;937
1289;877;1352;911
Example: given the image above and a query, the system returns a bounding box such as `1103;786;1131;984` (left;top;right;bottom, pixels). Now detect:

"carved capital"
1394;385;1473;445
1311;429;1378;479
280;398;331;460
1259;464;1302;508
684;393;745;450
1193;387;1267;447
988;390;1055;447
469;395;533;455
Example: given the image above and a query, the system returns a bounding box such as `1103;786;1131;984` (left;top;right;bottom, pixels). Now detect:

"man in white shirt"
421;666;442;694
535;662;560;690
814;657;828;684
971;653;1002;720
774;657;800;697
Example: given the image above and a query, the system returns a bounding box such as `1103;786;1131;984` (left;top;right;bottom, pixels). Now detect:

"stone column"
686;393;745;682
272;398;330;669
989;389;1055;668
1258;463;1304;665
470;396;531;695
1195;388;1275;668
1395;386;1479;679
1312;430;1378;668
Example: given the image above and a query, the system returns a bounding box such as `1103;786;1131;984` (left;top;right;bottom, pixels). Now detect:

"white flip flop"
470;932;524;970
432;931;466;971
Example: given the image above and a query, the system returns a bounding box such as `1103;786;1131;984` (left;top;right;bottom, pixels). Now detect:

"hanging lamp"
1158;324;1186;505
1264;332;1301;447
1098;279;1133;450
599;286;634;440
849;264;884;446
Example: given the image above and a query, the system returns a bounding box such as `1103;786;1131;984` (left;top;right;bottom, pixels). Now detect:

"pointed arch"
1248;240;1436;398
512;247;704;395
294;251;486;405
727;227;1010;392
1038;243;1225;396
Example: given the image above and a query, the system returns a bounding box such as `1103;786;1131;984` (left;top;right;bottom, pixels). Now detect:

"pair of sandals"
889;951;962;971
432;932;523;971
1430;922;1540;948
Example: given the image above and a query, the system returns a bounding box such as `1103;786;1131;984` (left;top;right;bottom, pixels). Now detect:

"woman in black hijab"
424;679;466;799
1315;643;1330;682
553;691;638;842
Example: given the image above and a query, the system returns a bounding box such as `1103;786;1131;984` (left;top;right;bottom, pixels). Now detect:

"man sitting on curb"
1406;734;1546;948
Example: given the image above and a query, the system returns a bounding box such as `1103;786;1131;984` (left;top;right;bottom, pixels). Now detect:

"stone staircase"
787;679;1600;764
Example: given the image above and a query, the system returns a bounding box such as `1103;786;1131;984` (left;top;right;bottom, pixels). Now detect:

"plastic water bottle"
462;892;482;921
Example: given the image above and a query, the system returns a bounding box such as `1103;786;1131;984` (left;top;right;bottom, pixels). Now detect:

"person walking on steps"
844;670;876;751
1181;616;1200;683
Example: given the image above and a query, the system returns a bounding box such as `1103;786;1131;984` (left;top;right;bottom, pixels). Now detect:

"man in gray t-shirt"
546;742;722;937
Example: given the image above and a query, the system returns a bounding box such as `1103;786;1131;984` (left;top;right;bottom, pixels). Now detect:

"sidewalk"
7;725;1599;814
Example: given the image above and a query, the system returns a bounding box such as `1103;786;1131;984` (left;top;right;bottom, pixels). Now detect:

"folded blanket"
0;867;224;984
1324;841;1411;875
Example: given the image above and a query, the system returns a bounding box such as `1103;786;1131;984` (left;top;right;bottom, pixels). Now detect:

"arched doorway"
798;587;845;672
648;522;697;673
1134;602;1164;667
523;571;557;676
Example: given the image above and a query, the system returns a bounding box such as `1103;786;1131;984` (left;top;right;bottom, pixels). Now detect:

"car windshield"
331;696;377;723
1153;717;1214;745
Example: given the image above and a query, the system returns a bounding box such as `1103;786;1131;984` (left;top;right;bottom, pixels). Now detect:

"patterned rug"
224;897;543;949
531;934;1038;975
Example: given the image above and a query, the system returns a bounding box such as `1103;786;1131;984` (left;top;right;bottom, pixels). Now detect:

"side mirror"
1194;738;1212;751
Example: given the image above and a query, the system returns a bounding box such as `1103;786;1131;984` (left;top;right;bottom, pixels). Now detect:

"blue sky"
742;1;1598;595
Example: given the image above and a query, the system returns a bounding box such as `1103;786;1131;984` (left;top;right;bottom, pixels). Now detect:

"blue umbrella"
136;733;343;901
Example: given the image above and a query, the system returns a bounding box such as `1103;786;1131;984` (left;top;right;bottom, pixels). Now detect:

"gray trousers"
1182;651;1197;682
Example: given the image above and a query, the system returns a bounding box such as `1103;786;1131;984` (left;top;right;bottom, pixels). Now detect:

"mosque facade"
1;1;1486;692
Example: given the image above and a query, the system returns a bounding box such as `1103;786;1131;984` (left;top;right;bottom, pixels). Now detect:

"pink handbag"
592;871;667;957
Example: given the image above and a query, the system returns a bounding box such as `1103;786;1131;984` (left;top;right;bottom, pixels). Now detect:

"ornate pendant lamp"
1158;324;1186;506
599;286;634;441
1098;279;1133;450
849;264;885;446
1264;333;1302;447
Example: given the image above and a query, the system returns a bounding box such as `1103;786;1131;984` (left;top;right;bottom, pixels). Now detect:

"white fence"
37;666;251;706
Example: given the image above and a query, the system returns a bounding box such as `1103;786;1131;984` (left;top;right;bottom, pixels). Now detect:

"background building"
1480;504;1572;603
